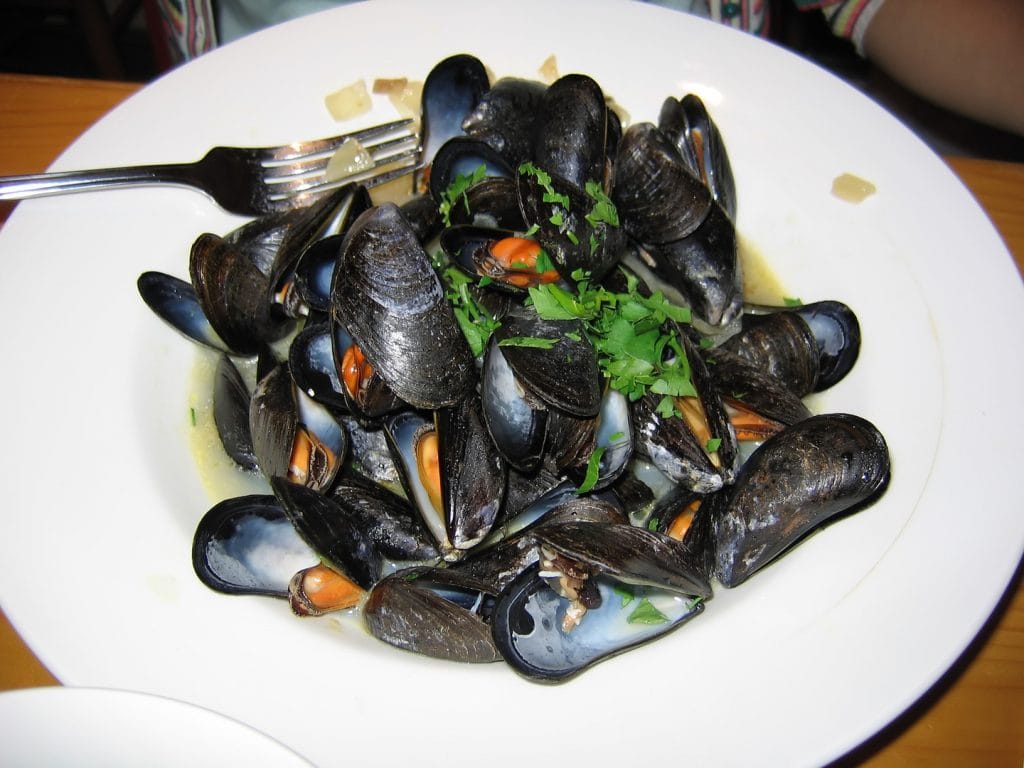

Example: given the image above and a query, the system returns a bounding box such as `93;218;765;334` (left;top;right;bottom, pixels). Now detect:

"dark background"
2;0;1022;161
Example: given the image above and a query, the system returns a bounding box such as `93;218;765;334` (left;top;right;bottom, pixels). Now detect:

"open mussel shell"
730;300;861;394
270;477;383;591
440;225;559;295
491;561;704;683
719;310;819;396
287;320;348;412
364;567;501;663
384;399;508;558
330;321;404;421
189;232;294;356
633;325;737;493
418;53;490;193
192;494;316;598
428;136;514;205
658;93;736;220
249;362;347;491
493;303;602;419
536;521;712;599
702;346;812;441
332;203;474;409
713;413;891;588
612;122;712;246
272;184;374;317
545;387;634;492
445;176;526;230
212;354;259;472
480;335;548;472
137;271;231;353
790;300;861;390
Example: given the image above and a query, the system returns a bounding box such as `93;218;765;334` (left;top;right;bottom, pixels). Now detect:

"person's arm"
860;0;1024;135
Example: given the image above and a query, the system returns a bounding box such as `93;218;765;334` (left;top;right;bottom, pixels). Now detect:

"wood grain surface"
0;73;1021;766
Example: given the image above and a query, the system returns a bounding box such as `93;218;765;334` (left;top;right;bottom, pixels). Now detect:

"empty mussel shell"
491;562;704;683
192;494;315;598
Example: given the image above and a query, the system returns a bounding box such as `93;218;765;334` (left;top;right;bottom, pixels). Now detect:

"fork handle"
0;163;199;202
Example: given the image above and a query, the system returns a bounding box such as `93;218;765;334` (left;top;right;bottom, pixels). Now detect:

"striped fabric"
149;0;889;65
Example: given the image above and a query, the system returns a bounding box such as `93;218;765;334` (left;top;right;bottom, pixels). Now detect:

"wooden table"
0;72;1021;766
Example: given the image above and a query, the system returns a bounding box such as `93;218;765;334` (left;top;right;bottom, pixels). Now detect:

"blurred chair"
2;0;146;79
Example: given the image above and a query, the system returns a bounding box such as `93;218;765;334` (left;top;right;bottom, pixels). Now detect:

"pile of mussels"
137;54;891;682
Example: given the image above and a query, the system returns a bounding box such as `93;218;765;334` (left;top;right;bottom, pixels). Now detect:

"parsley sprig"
527;269;697;413
438;164;487;227
440;264;500;358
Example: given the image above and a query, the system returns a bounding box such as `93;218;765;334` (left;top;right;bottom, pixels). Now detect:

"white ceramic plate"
0;687;312;767
1;1;1021;766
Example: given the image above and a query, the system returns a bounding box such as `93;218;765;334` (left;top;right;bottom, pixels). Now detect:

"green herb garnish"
438;164;487;227
705;437;722;453
575;446;606;494
498;336;558;349
627;597;669;625
613;583;636;607
783;296;803;307
441;265;501;357
526;268;697;405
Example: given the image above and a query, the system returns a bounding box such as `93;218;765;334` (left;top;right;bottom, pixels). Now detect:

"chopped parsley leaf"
438;164;487;227
498;336;558;349
627;597;669;625
575;446;606;493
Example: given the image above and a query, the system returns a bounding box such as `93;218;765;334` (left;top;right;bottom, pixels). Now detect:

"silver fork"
0;119;421;217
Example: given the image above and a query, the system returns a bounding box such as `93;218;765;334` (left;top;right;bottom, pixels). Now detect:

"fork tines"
262;118;422;203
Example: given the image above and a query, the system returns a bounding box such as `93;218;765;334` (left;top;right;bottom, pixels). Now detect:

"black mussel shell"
137;271;231;353
480;336;549;472
328;474;440;563
713;413;891;588
702;346;812;433
364;567;501;663
790;300;861;390
462;76;547;168
428;136;514;205
643;200;742;329
189;232;294;355
633;325;737;492
721;310;820;397
271;477;383;590
278;184;374;316
437;394;508;551
516;167;624;281
493;303;602;419
531;74;608;190
418;53;490;192
212;354;259;472
659;94;736;220
612;122;712;246
447;176;527;230
332;203;475;409
491;561;704;683
250;362;347;491
192;494;315;598
287;320;348;412
536;521;712;599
